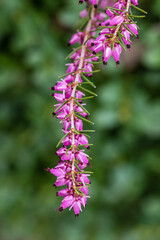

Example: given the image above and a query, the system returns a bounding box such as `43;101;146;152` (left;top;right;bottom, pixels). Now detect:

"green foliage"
0;0;160;240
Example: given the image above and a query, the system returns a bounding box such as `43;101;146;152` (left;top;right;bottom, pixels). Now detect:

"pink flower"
80;9;88;18
109;15;124;26
57;188;69;197
127;23;138;36
103;46;112;64
76;150;89;164
68;32;84;45
112;45;122;64
132;0;138;6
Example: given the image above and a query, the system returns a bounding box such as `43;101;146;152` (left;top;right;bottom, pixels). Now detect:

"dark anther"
52;112;56;117
53;184;57;188
116;61;120;65
75;214;79;218
103;61;107;65
87;146;90;150
51;86;55;90
79;0;83;4
105;22;110;26
136;35;139;39
59;207;63;212
91;42;94;46
98;23;101;26
44;168;50;172
56;192;59;196
68;42;71;46
87;162;92;168
85;115;90;120
126;44;131;49
92;51;96;55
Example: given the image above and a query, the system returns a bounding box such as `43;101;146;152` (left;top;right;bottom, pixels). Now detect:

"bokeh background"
0;0;160;239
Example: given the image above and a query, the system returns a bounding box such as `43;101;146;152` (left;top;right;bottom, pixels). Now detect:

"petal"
50;168;65;177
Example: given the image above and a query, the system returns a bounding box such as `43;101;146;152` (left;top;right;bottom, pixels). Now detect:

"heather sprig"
49;0;147;217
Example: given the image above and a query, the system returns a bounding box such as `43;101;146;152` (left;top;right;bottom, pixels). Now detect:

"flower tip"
59;207;63;212
75;214;79;218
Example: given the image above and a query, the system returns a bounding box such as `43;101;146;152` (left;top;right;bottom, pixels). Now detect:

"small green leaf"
131;3;148;14
76;189;86;196
83;69;100;74
75;130;91;138
117;33;127;50
116;38;126;51
88;61;103;64
83;171;93;174
79;130;95;133
81;73;96;88
56;132;69;148
79;143;93;146
78;85;97;97
74;99;90;115
58;71;76;79
107;7;124;12
74;162;82;172
129;15;146;18
76;96;94;100
75;113;94;125
65;46;81;60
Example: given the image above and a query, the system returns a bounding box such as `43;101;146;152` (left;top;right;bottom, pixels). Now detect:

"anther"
59;207;63;212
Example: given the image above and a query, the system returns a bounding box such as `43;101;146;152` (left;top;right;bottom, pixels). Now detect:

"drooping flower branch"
49;5;98;217
49;0;147;216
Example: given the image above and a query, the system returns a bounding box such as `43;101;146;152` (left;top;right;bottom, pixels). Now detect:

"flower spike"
49;0;147;216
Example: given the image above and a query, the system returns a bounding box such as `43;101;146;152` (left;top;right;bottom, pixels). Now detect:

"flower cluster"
49;0;146;216
91;0;139;65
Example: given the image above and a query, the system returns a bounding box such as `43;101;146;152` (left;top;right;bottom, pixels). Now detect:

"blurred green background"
0;0;160;239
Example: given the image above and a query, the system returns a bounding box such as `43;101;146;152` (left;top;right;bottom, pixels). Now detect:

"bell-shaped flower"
112;44;122;63
103;45;112;64
57;188;69;197
109;15;124;26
